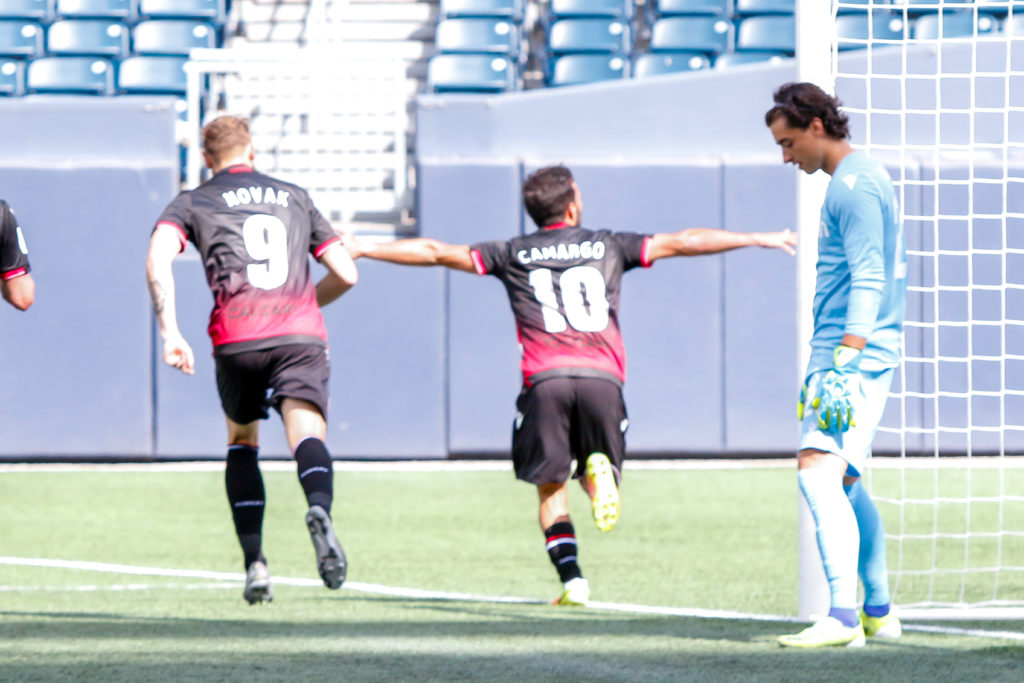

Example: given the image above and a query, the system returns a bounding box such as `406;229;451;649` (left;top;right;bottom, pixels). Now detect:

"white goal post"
796;0;1024;619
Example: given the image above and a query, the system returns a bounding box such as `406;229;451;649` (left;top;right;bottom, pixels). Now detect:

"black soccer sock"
544;521;583;583
225;444;266;569
295;437;334;514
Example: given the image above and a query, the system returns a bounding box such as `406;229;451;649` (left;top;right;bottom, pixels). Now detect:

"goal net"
817;0;1024;616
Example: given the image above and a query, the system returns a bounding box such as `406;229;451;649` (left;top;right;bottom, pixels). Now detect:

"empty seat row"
427;50;790;92
0;54;185;95
436;18;522;59
0;18;215;57
0;0;224;22
440;0;524;22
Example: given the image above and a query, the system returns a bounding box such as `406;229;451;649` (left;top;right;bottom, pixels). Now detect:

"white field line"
2;556;1023;642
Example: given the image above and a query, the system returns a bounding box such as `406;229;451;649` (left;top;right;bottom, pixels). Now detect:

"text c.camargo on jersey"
221;187;291;209
517;240;605;265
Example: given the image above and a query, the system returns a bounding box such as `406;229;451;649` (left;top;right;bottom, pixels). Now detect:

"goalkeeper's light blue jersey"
808;151;907;376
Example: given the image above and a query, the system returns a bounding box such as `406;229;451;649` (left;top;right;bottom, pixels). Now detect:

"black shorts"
214;343;329;424
511;376;627;486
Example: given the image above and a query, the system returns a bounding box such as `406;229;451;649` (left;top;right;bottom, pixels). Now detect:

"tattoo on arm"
148;278;165;315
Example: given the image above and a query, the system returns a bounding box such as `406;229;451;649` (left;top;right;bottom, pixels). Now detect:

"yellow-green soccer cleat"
778;616;866;648
861;610;902;639
553;577;590;607
585;453;620;532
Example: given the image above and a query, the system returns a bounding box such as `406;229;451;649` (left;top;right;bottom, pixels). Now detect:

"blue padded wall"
0;167;170;457
721;161;799;453
417;158;523;454
0;98;177;459
323;261;447;458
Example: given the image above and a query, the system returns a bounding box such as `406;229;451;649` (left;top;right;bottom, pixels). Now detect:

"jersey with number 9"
153;165;341;353
471;225;651;385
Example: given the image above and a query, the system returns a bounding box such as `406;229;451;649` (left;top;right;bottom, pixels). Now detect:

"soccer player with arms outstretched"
0;200;34;311
347;165;796;605
767;83;906;648
146;116;358;604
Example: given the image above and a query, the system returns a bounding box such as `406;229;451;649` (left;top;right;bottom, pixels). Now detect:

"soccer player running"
0;200;34;311
346;165;796;605
767;83;906;648
146;116;359;605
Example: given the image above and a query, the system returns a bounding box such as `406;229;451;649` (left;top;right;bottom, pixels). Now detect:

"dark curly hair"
764;82;850;140
522;165;576;228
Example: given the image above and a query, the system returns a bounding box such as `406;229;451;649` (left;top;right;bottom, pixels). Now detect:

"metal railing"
184;42;411;225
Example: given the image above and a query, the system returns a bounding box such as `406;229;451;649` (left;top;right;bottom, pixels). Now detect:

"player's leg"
216;351;273;605
573;378;626;532
845;368;900;638
778;448;864;647
512;379;587;604
270;344;345;590
538;481;588;606
845;474;900;638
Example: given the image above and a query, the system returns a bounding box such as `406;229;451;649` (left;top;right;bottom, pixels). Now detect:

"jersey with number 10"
471;224;652;385
154;164;340;353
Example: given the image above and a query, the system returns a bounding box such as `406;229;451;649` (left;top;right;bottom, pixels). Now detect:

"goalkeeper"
766;83;907;648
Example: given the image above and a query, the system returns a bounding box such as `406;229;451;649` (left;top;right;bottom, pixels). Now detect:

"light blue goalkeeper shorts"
799;367;896;477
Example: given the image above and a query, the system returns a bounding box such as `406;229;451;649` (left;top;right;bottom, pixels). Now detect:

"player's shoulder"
251;170;311;202
830;154;888;201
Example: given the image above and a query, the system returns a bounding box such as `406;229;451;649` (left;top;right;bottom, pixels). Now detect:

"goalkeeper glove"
815;345;863;434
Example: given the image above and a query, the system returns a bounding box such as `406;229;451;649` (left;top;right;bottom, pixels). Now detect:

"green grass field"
1;463;1022;681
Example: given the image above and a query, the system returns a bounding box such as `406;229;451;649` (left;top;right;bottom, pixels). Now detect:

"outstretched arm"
350;237;476;273
315;242;359;307
1;273;33;311
646;228;797;263
146;225;195;375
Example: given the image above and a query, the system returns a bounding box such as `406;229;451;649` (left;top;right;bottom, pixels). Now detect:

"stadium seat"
138;0;222;23
55;0;131;19
735;15;795;52
440;0;524;22
549;0;632;20
0;19;42;57
117;55;187;93
133;20;217;55
734;0;794;15
1005;12;1024;35
26;55;113;93
0;58;24;94
889;0;973;16
435;18;520;57
835;11;906;50
547;18;630;54
47;19;128;56
976;0;1024;18
649;16;730;55
633;51;709;77
653;0;727;16
912;10;999;39
548;53;626;86
0;0;50;20
427;53;516;92
714;50;788;68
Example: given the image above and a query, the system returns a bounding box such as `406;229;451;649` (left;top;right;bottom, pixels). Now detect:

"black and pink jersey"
154;164;340;354
471;223;652;385
0;201;30;282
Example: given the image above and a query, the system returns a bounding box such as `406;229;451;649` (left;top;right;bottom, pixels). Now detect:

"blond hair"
201;115;252;164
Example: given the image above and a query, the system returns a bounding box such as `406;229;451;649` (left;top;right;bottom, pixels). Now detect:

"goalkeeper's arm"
645;228;797;262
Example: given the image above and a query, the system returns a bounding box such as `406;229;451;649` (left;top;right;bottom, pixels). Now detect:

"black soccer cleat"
305;505;347;590
243;560;273;605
